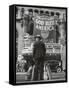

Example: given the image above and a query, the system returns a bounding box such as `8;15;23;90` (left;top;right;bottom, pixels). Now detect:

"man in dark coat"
33;35;46;80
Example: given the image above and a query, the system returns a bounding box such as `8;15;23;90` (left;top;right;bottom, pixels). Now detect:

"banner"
34;15;56;43
35;16;55;31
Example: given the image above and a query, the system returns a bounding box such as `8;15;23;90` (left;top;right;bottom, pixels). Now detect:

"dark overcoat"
33;41;46;60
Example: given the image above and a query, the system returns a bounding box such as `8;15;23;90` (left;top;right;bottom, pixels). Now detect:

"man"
33;35;46;80
27;9;34;35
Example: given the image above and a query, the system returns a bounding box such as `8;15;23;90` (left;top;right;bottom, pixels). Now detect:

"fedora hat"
35;35;42;39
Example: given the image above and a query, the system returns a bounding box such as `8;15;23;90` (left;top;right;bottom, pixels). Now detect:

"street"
16;71;65;83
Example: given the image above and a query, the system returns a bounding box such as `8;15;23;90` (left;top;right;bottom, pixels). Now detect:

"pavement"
16;71;66;83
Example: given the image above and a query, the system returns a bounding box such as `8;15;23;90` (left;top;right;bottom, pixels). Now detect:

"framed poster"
9;4;67;85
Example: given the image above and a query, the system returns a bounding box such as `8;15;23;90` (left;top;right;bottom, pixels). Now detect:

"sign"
45;43;61;53
34;15;56;43
35;16;55;31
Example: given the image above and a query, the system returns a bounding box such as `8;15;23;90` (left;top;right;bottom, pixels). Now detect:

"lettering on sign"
35;16;55;31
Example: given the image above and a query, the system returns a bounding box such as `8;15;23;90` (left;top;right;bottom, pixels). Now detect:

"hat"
35;35;42;39
51;12;54;16
28;9;33;13
21;8;24;13
45;11;49;16
40;10;44;14
34;9;39;13
56;12;60;17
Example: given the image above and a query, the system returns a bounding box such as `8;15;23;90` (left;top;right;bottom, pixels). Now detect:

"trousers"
33;57;44;81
